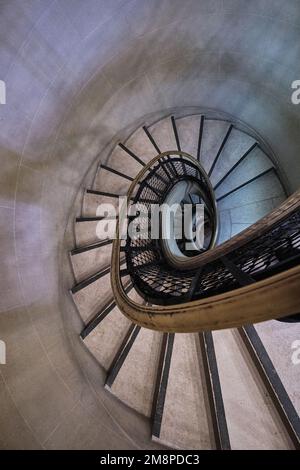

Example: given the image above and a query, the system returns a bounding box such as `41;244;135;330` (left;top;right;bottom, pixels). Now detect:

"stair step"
175;114;202;159
106;328;164;417
229;198;277;225
199;332;230;449
75;219;114;247
118;143;146;168
213;142;258;191
210;128;256;185
106;324;141;387
240;324;300;446
148;115;177;153
217;168;276;203
153;333;213;450
93;164;133;194
83;190;121;218
125;125;158;164
219;210;288;244
83;305;132;370
215;147;273;199
217;210;232;245
230;223;256;237
217;170;285;210
213;329;294;449
95;144;144;190
71;264;111;293
218;196;280;245
208;124;234;178
70;240;112;282
200;119;231;174
254;321;300;418
71;268;112;323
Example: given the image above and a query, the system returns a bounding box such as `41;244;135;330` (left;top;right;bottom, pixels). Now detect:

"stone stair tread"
214;147;273;198
93;165;132;194
210;128;256;186
82;191;120;218
217;171;285;210
213;329;293;449
71;270;112;323
70;242;112;282
254;320;300;416
83;305;131;371
104;144;143;182
229;197;288;236
125;125;158;164
157;334;213;450
148;115;177;152
75;219;114;247
175;114;201;158
230;223;254;237
230;198;278;228
83;288;141;369
200;119;230;173
217;209;232;245
108;328;164;417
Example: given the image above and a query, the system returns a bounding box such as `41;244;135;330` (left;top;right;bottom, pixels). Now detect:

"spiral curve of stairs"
69;111;299;450
2;0;300;452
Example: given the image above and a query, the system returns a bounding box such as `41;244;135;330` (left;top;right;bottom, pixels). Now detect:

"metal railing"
111;152;300;332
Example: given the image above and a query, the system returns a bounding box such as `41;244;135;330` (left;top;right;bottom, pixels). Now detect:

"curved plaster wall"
0;0;300;449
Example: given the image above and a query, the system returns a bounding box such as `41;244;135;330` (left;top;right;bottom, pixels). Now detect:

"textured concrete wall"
0;0;300;449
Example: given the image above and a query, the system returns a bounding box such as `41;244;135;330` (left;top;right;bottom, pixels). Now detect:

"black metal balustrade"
123;153;218;304
121;155;300;321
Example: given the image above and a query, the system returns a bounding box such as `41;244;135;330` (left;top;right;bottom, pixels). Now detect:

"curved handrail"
111;152;300;332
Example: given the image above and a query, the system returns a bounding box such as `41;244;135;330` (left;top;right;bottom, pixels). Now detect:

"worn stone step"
176;114;202;159
213;328;294;449
106;327;164;417
155;333;213;450
70;240;112;282
148;115;177;153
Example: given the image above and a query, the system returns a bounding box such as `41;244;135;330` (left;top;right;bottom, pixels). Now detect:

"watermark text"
0;340;6;364
291;80;300;104
0;80;6;104
291;339;300;365
95;199;206;251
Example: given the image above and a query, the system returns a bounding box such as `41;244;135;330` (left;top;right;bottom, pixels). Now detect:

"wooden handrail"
111;152;300;332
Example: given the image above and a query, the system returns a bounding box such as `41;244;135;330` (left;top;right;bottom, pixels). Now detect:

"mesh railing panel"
123;155;300;306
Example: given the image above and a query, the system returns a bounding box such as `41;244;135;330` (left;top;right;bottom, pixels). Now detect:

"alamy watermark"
291;80;300;104
291;339;300;365
0;80;6;104
0;339;6;364
95;198;206;251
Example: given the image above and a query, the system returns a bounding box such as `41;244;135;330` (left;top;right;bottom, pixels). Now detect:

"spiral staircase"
69;111;300;450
